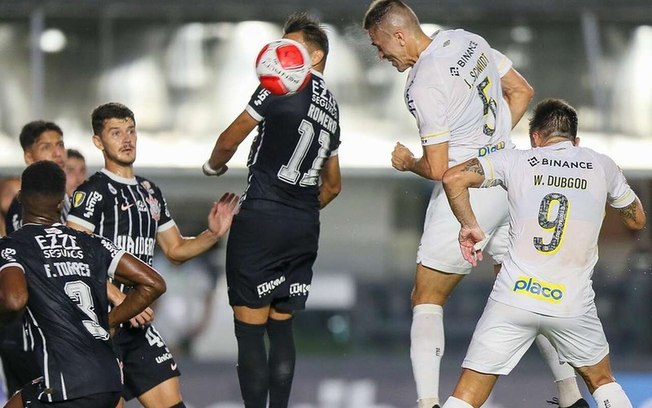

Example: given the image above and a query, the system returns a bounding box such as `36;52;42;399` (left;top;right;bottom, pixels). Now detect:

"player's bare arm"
319;155;341;209
442;159;488;265
0;266;28;327
501;68;534;128
205;110;258;175
156;192;239;264
108;253;166;328
617;197;646;230
392;141;449;181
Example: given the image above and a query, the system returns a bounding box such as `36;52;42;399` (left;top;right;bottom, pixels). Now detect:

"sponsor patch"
73;191;86;207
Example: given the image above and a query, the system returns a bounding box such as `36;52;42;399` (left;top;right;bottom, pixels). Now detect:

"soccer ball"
255;39;312;96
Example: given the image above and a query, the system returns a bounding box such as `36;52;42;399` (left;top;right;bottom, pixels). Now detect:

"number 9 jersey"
244;70;340;213
478;142;637;317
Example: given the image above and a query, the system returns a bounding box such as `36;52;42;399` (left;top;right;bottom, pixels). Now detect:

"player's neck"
23;211;59;226
104;161;134;179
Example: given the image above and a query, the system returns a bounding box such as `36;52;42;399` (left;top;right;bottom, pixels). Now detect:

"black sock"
267;317;295;408
168;403;186;408
234;319;268;408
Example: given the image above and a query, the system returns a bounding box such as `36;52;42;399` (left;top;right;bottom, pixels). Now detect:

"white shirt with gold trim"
405;29;515;166
478;141;637;317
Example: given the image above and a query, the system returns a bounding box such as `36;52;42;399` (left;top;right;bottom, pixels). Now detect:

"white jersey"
405;29;515;166
478;141;636;317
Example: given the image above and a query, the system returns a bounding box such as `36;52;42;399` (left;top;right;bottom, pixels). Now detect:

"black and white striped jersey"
67;169;175;268
0;223;124;401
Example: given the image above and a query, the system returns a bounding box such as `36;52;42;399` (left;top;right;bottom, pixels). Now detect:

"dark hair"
21;161;66;203
283;12;329;58
91;102;135;136
529;98;578;141
19;121;63;152
363;0;413;29
66;148;85;161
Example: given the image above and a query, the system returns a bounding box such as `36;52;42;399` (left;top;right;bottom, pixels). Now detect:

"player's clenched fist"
391;142;416;172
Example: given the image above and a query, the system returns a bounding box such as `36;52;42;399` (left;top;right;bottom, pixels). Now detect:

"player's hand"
207;192;240;238
459;225;486;267
129;307;154;328
202;161;228;177
391;142;415;172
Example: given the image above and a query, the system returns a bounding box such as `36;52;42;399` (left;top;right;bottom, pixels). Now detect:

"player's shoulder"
76;171;110;192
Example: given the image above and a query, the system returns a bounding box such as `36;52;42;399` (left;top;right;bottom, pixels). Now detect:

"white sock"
592;382;632;408
535;334;582;407
442;396;473;408
411;304;444;405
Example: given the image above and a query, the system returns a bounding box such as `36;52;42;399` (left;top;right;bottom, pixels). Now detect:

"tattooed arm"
442;158;489;266
617;197;646;230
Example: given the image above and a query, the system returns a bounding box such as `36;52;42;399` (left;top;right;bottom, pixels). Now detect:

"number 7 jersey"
478;141;637;317
405;29;514;166
244;70;340;212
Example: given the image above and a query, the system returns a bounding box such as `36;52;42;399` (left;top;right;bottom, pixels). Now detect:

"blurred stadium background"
0;1;651;406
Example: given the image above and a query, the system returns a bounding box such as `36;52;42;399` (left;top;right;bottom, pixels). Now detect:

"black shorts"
226;201;320;311
113;324;180;401
0;319;42;396
20;380;120;408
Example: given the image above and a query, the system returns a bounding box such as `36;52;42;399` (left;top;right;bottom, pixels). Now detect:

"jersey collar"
101;168;138;185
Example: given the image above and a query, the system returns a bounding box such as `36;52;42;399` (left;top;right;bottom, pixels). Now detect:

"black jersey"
4;195;70;235
243;70;341;213
0;224;125;401
67;169;174;267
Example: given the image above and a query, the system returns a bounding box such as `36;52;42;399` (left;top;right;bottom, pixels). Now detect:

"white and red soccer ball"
255;39;312;96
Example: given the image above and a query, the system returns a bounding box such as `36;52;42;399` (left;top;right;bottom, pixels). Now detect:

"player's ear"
394;29;406;46
573;136;580;146
24;149;34;165
91;134;104;151
310;49;325;68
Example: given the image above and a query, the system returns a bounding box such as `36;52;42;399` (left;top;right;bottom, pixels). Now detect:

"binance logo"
449;67;460;77
528;157;539;167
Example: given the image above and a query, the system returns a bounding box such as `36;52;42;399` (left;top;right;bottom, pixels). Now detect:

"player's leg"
535;334;586;408
267;307;295;408
444;300;538;407
411;264;464;408
233;305;272;408
136;377;184;408
575;356;632;408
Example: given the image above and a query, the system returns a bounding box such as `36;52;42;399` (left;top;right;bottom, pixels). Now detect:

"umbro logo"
528;157;539;167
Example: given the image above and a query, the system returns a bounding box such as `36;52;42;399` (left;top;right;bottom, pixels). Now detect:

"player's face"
65;157;87;195
24;130;66;168
368;25;411;72
96;117;137;167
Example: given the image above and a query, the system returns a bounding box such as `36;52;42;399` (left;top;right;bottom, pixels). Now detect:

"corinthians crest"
146;196;161;221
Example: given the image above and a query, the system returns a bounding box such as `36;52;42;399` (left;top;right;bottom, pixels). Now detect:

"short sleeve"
245;85;283;122
4;197;22;235
409;83;450;146
491;48;513;77
602;156;636;209
67;181;105;233
477;150;511;188
155;188;175;233
0;238;24;273
94;235;126;279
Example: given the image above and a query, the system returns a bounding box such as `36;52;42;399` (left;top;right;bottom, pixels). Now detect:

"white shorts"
463;299;610;375
417;182;509;274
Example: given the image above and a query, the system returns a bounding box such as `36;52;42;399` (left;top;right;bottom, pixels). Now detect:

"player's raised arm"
108;253;166;328
616;196;646;230
204;110;258;177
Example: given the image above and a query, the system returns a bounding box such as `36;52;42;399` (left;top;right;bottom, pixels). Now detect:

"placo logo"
513;276;565;303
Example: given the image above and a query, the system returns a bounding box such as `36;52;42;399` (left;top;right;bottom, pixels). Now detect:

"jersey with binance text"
478;141;636;317
67;169;174;268
0;224;125;401
406;29;514;166
244;70;341;213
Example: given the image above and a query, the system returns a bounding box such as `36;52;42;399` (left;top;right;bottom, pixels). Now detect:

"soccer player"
0;160;166;408
64;149;87;197
0;121;67;397
362;2;587;408
67;103;239;408
203;12;341;408
440;98;645;408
